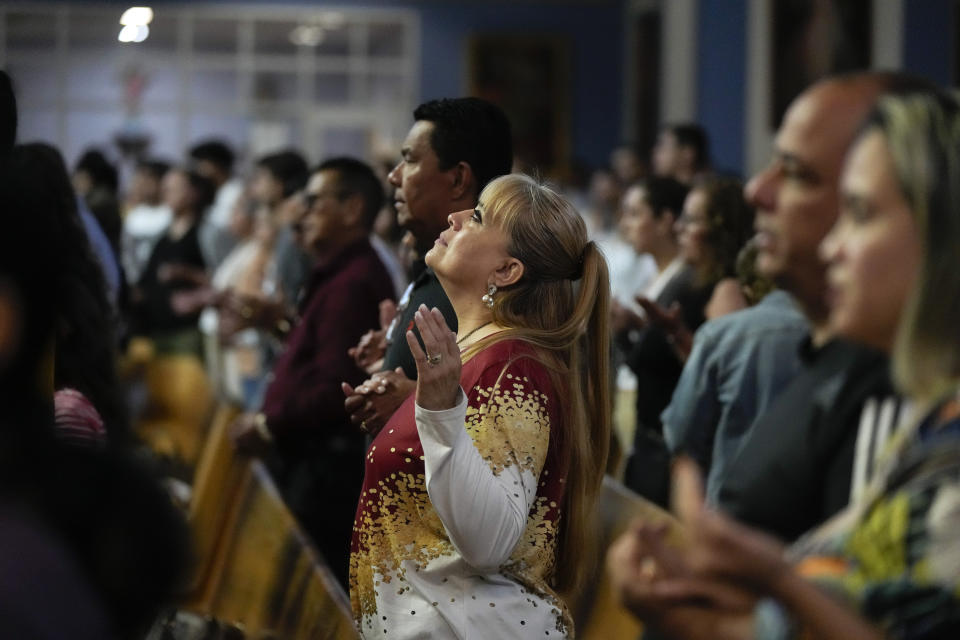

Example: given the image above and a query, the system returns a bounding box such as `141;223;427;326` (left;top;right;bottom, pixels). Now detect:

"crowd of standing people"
1;60;959;640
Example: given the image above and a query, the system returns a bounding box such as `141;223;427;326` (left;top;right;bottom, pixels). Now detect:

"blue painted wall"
696;0;747;177
412;2;624;170
903;0;954;86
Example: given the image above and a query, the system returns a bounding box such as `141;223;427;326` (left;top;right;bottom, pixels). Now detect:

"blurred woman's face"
162;171;193;214
250;168;284;208
619;186;658;254
819;130;921;353
676;188;710;265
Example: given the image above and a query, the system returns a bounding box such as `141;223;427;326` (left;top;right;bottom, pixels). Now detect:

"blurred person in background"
0;83;188;638
69;148;122;307
370;154;410;299
190;139;244;270
121;158;172;285
181;150;308;407
231;157;394;588
614;176;711;505
678;177;755;321
18;143;131;446
73;148;122;258
608;87;960;640
249;150;312;307
129;167;214;356
611;143;645;187
711;74;936;544
662;237;807;504
652;123;711;186
586;167;658;342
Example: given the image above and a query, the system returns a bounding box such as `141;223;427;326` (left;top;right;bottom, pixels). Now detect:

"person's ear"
491;257;524;288
449;161;476;200
342;193;365;229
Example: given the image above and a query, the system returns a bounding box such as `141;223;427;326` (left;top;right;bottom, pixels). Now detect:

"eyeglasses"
303;190;346;210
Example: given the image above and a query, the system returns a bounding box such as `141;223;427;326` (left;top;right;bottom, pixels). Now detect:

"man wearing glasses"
231;157;394;588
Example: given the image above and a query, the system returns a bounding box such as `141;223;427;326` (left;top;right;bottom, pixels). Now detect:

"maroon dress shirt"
262;237;394;445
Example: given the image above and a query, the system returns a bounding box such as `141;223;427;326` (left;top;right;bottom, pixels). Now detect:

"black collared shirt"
716;337;895;542
383;265;457;379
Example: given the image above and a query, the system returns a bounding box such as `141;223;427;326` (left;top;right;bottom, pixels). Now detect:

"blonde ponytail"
462;175;612;594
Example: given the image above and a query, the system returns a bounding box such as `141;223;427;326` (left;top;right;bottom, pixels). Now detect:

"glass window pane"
6;60;59;106
368;21;405;57
65;108;124;167
254;20;299;56
139;14;179;51
312;24;350;57
68;10;122;51
193;18;238;54
189;69;238;104
314;72;349;104
322;126;370;159
249;119;300;158
366;73;407;106
67;57;120;101
187;113;249;156
252;71;299;102
139;59;180;106
6;11;58;52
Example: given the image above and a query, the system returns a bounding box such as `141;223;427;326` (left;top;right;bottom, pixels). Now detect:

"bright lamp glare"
120;7;154;26
289;25;325;47
118;24;150;43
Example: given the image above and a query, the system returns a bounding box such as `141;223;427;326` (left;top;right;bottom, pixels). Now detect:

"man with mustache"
343;98;513;434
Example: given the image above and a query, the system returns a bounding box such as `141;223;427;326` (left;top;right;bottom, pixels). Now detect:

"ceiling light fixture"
120;6;154;26
118;23;150;43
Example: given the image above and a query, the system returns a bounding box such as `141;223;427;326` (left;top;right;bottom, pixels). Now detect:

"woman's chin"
424;246;438;269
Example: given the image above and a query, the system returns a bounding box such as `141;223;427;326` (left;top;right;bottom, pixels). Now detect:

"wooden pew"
571;476;682;640
136;352;216;477
182;406;359;640
184;403;245;596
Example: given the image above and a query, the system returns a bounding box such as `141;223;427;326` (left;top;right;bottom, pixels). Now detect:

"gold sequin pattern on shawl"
350;357;570;633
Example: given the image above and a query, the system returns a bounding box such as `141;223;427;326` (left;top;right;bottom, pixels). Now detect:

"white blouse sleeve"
416;388;541;572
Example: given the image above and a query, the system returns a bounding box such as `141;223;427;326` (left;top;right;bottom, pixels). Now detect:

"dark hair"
641;176;689;220
188;139;235;174
168;168;216;215
135;159;171;181
256;149;309;199
316;156;385;230
0;70;15;156
75;149;119;194
665;123;710;170
3;143;128;442
695;176;755;285
413;97;513;195
76;148;122;253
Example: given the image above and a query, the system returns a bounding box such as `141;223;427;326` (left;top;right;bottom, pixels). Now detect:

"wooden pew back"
184;407;358;639
571;476;682;640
